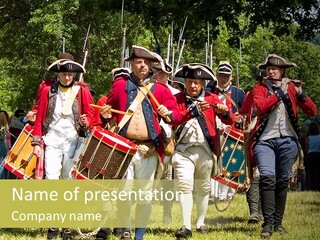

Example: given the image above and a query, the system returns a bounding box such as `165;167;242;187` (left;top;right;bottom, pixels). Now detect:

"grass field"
1;191;319;240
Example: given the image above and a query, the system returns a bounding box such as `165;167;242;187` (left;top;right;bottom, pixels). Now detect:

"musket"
62;37;65;53
177;17;187;54
79;24;91;82
153;29;161;55
236;63;240;88
176;39;185;70
174;17;187;72
166;33;171;62
120;26;127;67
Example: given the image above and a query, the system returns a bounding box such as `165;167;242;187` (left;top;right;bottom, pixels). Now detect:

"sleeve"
253;83;279;116
210;94;234;125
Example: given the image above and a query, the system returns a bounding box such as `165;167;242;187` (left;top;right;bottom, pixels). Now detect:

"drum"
3;124;37;179
72;128;138;180
213;126;249;191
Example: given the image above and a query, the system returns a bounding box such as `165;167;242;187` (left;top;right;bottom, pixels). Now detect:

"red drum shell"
73;128;138;180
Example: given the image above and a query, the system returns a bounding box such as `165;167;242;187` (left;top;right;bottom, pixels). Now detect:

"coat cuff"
100;114;110;124
31;136;42;146
296;92;307;102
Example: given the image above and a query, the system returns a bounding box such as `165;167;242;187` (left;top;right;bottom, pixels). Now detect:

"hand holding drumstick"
90;104;128;116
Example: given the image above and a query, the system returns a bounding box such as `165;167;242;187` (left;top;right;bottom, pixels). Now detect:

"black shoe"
260;224;273;239
175;227;192;239
196;225;207;233
274;225;288;235
96;228;111;240
60;229;73;240
113;228;123;237
120;231;132;240
248;213;261;224
47;228;59;240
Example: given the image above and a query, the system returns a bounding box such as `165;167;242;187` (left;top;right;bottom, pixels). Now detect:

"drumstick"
140;82;172;123
89;104;128;115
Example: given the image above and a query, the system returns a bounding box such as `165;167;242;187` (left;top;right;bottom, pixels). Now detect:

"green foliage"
0;1;319;114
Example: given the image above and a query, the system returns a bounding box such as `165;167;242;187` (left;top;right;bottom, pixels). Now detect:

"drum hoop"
224;126;244;142
93;128;138;154
213;176;239;190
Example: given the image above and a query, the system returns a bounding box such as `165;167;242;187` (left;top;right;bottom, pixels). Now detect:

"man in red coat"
26;52;75;123
252;54;317;238
31;55;94;239
99;46;191;240
171;63;236;239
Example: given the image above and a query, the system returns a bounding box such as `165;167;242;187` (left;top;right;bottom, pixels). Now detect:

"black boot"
246;180;261;224
96;228;111;239
47;228;59;240
259;176;276;238
274;179;289;235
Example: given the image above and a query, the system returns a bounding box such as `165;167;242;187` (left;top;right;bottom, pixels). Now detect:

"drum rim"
93;128;138;154
223;126;244;142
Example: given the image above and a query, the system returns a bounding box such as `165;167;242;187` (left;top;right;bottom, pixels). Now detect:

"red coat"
238;90;256;166
92;95;108;128
105;76;183;161
252;81;317;143
31;78;55;113
174;91;234;157
33;81;94;138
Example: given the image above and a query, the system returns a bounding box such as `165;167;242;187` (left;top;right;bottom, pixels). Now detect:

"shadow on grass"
146;227;176;235
0;228;44;237
207;216;246;225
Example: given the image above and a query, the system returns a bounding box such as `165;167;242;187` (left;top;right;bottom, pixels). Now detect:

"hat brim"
125;45;160;62
111;67;131;81
258;54;297;69
152;61;172;74
48;60;85;73
258;62;297;69
174;63;216;81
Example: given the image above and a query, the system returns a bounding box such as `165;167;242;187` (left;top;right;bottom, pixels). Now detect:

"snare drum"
3;124;37;179
213;126;249;191
73;128;138;179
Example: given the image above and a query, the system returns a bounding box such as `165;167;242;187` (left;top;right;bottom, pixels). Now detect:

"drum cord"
75;198;116;238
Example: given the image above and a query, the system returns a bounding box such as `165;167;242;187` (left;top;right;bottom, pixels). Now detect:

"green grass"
1;191;320;239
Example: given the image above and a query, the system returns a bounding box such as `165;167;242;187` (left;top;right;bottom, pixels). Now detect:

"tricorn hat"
258;54;297;69
217;61;233;75
47;59;85;73
151;58;172;74
125;45;160;62
58;52;74;61
174;63;216;81
111;67;131;81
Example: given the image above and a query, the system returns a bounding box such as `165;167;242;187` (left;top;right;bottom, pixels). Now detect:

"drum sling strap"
115;83;154;133
220;88;239;112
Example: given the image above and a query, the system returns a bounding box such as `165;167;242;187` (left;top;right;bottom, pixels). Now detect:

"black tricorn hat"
152;58;172;74
111;67;131;81
125;45;160;62
258;54;297;69
174;63;216;81
47;59;85;73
